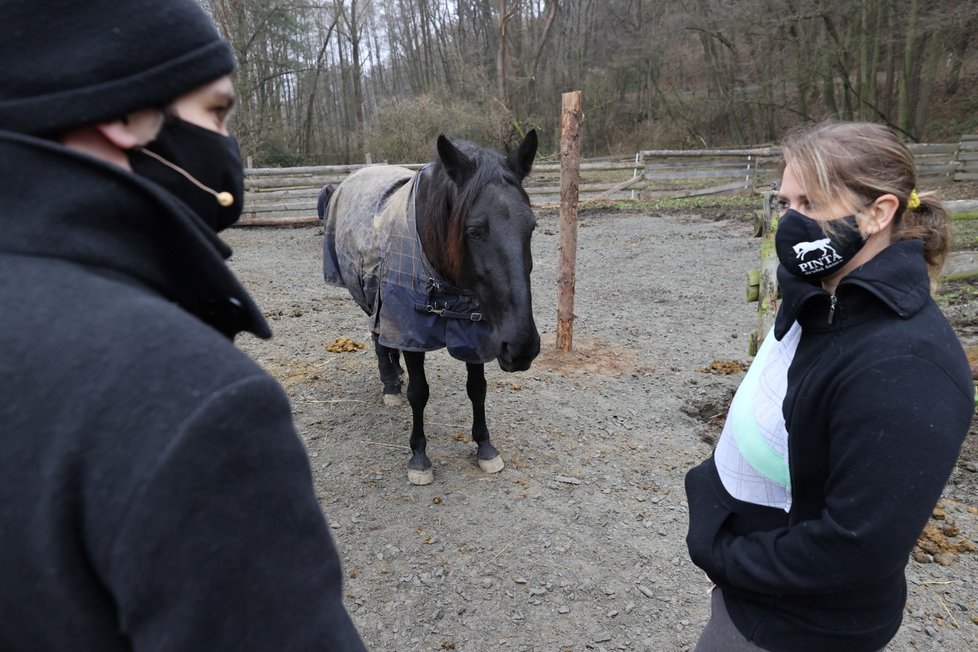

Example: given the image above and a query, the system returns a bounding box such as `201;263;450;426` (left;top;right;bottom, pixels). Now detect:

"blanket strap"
417;276;483;321
414;301;483;321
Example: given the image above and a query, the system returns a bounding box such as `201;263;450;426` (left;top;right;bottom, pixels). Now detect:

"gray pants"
694;588;765;651
694;588;887;652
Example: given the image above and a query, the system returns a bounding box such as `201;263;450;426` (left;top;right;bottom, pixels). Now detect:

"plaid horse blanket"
322;166;494;364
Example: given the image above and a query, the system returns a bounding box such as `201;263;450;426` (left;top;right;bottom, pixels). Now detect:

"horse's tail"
317;184;337;223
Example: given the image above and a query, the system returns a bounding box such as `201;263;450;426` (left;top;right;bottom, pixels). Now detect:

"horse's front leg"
403;351;433;485
466;362;504;474
374;336;404;406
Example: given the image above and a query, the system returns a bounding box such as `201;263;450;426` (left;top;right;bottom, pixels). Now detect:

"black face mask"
129;115;244;232
775;209;866;280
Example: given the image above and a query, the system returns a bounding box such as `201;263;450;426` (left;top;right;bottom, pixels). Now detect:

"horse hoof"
383;393;404;407
408;468;434;485
478;455;505;474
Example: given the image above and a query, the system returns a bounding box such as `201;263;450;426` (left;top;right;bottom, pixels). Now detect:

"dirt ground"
224;207;978;652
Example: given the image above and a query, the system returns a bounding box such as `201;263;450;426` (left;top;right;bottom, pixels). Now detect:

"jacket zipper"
827;294;838;324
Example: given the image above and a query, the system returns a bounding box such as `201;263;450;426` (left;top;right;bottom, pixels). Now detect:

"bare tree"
201;0;978;164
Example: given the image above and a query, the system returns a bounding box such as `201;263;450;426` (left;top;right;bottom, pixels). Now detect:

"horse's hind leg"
374;336;404;407
467;362;504;474
403;351;433;485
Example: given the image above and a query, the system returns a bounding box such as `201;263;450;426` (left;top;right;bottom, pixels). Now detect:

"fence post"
631;152;642;200
556;90;582;353
749;190;781;356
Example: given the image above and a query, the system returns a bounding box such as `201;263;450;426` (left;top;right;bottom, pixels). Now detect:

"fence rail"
239;135;978;225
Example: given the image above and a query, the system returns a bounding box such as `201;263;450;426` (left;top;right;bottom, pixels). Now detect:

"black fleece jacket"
0;131;365;651
686;240;973;651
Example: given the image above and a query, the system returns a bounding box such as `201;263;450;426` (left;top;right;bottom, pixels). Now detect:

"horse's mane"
418;140;529;286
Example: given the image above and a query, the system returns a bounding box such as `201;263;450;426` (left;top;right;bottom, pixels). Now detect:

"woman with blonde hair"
685;121;974;651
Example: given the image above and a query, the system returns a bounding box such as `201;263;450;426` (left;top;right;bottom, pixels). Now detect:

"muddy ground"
224;207;978;652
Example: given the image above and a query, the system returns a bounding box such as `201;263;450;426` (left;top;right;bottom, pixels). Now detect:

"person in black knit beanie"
0;1;365;649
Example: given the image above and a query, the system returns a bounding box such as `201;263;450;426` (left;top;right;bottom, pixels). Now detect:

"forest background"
203;0;978;167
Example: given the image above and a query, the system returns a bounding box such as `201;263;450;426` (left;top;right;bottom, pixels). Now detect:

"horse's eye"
466;227;482;239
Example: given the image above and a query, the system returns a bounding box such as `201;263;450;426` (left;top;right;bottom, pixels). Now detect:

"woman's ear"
863;193;899;237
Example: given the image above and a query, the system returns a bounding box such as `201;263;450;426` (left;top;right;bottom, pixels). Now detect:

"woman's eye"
776;200;790;212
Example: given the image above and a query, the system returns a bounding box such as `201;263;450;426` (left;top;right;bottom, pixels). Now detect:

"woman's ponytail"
893;193;951;281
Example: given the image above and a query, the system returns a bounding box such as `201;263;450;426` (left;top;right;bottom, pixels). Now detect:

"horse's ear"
510;129;538;180
437;135;475;186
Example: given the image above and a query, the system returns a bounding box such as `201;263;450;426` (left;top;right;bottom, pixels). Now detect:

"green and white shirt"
714;322;801;512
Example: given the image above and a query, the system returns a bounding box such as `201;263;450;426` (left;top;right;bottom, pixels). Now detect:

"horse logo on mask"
793;238;838;260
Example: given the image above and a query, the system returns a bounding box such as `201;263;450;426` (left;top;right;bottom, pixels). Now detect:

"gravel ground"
224;208;978;652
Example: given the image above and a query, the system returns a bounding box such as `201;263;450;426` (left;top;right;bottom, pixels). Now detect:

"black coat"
685;240;974;651
0;131;365;651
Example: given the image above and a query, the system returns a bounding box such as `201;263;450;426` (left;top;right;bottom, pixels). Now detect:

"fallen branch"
236;216;320;227
488;538;517;565
582;174;645;203
361;440;411;451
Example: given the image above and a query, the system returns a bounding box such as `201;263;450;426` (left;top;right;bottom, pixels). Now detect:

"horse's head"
420;131;541;372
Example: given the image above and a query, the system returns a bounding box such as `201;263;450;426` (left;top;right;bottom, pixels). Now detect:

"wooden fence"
240;136;978;225
956;135;978;182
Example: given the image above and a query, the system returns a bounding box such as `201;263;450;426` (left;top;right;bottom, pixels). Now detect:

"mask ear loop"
135;147;235;207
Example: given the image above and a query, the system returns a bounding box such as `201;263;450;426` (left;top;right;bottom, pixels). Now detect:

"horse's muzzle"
496;330;541;372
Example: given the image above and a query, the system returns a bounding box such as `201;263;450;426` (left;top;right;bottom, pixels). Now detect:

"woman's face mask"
129;114;244;232
775;209;867;280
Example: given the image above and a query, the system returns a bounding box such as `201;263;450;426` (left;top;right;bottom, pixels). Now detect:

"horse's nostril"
499;341;511;359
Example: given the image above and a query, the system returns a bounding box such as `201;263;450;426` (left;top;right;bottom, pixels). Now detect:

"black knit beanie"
0;0;236;136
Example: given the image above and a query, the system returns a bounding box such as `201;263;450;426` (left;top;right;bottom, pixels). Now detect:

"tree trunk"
527;0;559;117
915;29;946;139
302;13;339;158
857;0;881;121
944;13;976;96
496;0;520;108
348;0;365;160
898;0;921;136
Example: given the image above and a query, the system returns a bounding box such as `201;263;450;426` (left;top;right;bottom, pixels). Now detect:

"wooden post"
749;190;781;356
556;91;582;352
631;152;642;200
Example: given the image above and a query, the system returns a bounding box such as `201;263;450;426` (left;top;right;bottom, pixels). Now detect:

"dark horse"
321;131;540;484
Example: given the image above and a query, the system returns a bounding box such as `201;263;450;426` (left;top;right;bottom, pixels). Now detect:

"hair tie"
907;189;921;211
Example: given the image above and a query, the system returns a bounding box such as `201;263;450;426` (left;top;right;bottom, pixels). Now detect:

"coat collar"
0;130;270;340
774;239;932;339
